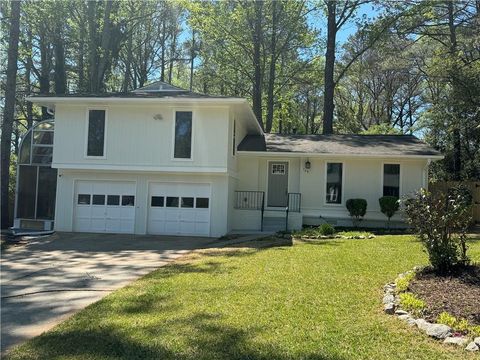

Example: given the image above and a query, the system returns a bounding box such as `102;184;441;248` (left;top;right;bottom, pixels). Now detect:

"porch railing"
286;193;302;231
234;191;265;231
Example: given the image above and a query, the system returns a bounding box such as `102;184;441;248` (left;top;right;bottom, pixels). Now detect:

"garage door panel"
74;181;136;234
147;182;211;236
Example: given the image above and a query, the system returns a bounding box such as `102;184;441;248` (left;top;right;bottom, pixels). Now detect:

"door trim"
266;160;290;209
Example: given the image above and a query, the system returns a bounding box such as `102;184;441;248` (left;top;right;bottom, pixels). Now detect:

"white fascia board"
25;96;246;106
237;151;444;160
52;163;229;173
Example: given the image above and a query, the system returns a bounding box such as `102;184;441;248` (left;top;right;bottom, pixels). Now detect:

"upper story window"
326;162;343;204
232;119;236;156
87;110;106;157
383;164;400;198
174;111;192;159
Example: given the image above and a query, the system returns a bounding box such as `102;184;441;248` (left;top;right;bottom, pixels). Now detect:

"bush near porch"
6;235;480;360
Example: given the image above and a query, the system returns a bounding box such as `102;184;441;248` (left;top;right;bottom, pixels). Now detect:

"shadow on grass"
7;312;346;360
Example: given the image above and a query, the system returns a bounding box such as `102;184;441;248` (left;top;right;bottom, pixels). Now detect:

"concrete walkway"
1;232;238;354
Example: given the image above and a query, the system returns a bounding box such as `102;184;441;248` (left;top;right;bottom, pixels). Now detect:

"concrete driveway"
1;232;216;354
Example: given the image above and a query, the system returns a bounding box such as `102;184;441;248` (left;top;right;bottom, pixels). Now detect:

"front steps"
263;216;287;232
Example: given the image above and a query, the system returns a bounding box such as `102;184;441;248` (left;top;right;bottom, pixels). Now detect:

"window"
196;198;209;208
181;197;194;208
87;110;106;157
174;111;192;159
107;195;120;206
326;163;343;204
272;164;286;175
166;197;179;207
383;164;400;198
78;194;91;205
92;195;105;205
122;195;135;206
232;120;236;156
151;196;164;207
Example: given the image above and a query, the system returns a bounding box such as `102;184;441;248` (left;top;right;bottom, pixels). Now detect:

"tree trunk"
77;3;86;93
96;0;113;92
54;18;67;94
323;0;337;135
189;29;196;91
123;29;133;92
25;28;34;127
447;1;462;180
265;0;277;133
87;0;98;93
160;19;166;82
1;0;21;229
252;0;263;129
168;27;178;84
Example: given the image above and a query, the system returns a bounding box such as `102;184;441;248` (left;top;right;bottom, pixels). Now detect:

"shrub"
437;312;457;328
345;198;367;227
318;223;335;236
399;292;425;315
379;196;399;229
437;312;475;334
403;187;472;274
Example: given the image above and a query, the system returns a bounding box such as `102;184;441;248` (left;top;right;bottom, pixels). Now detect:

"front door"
267;161;288;207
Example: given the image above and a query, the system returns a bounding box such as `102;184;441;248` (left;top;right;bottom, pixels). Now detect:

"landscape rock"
465;342;479;352
384;303;395;314
474;337;480;346
443;336;468;346
425;324;451;339
395;310;408;316
383;294;395;304
415;319;431;331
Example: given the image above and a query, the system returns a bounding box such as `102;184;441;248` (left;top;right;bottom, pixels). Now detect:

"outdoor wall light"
305;160;311;170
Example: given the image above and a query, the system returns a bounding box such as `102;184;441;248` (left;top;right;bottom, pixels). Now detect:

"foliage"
395;271;415;293
399;292;425;315
293;223;336;238
318;223;335;236
345;198;367;227
379;196;399;229
403;187;472;273
437;312;479;336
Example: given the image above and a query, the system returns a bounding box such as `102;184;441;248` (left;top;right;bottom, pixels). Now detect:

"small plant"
437;312;477;335
399;292;425;315
403;186;472;274
318;223;335;236
379;196;399;229
346;198;367;227
437;312;457;328
395;271;415;292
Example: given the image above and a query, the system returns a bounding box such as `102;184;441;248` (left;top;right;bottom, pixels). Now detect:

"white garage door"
148;182;211;236
74;181;136;233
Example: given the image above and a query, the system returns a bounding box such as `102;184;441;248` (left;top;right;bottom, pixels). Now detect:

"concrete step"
263;216;287;232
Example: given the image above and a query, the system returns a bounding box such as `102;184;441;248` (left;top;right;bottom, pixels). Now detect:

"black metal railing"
286;193;302;231
234;191;265;231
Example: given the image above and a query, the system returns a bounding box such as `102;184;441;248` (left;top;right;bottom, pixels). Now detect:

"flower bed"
383;266;480;352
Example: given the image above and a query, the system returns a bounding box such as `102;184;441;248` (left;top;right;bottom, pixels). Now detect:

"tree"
1;0;21;228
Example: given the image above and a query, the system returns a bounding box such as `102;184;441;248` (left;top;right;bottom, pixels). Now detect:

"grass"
6;235;480;360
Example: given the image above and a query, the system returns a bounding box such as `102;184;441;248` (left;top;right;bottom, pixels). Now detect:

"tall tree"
1;0;21;228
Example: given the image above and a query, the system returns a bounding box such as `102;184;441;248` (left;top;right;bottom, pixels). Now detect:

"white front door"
147;182;211;236
73;181;136;233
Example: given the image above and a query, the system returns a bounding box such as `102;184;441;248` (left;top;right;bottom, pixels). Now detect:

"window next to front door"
326;162;343;204
383;164;400;198
174;111;192;159
86;110;106;157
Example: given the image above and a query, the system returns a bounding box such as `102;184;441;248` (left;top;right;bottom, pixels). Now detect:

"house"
15;81;443;237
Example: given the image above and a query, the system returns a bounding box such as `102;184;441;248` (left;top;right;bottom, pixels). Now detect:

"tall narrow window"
326;163;343;204
87;110;106;157
232;120;236;156
174;111;192;159
383;164;400;198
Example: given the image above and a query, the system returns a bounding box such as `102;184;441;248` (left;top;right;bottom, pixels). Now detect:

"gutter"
237;151;444;160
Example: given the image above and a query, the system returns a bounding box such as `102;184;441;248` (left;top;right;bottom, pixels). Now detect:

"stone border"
383;269;480;352
295;234;375;240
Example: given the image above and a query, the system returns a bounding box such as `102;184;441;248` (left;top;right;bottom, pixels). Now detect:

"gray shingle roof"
237;133;442;157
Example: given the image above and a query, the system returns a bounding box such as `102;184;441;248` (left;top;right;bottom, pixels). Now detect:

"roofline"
237;150;444;160
25;96;246;104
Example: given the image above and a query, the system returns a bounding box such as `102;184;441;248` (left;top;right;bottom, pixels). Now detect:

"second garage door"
147;182;211;236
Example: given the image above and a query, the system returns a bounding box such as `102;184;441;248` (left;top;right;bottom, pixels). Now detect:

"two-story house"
15;81;442;237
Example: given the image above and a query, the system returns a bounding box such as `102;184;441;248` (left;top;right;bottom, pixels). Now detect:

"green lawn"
7;235;480;360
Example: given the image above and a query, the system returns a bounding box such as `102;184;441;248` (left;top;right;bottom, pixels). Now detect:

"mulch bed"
409;265;480;325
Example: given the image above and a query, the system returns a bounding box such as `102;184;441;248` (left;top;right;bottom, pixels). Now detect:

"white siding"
55;170;229;237
53;104;230;171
